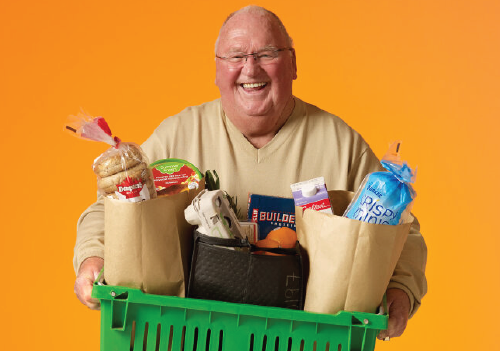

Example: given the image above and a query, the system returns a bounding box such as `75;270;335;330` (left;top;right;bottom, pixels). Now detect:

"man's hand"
74;256;103;310
377;288;411;340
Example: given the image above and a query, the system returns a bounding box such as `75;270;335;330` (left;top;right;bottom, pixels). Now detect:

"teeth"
242;82;266;88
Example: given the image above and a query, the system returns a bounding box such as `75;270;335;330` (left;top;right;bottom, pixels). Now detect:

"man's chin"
239;109;273;118
236;100;274;117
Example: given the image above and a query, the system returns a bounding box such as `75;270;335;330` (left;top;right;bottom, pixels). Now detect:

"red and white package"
66;111;156;202
290;177;334;214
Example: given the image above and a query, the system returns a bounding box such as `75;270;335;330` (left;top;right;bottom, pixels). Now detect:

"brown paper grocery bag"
104;184;203;296
296;190;412;314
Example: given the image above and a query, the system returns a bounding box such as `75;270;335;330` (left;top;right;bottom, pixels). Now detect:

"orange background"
1;0;499;350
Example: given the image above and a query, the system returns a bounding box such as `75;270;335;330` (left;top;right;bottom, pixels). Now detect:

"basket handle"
94;268;105;285
377;294;389;316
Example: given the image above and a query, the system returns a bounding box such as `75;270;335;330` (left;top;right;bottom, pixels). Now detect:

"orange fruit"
266;227;297;249
255;237;280;249
254;238;281;256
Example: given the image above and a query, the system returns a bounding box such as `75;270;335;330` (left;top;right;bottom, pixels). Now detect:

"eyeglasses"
216;48;293;66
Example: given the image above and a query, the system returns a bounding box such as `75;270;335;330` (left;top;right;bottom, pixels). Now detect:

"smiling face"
215;10;297;145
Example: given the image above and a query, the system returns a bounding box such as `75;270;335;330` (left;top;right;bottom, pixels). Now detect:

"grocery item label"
150;159;202;196
247;194;296;240
344;172;413;225
115;176;151;202
347;194;399;224
153;163;183;174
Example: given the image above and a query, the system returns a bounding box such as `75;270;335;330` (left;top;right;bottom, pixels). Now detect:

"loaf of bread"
93;142;157;201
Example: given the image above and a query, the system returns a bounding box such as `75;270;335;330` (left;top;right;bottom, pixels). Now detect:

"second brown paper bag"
104;184;203;296
296;190;412;314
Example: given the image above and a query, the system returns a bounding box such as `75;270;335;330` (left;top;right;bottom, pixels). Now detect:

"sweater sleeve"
348;145;428;317
387;216;428;317
73;197;105;274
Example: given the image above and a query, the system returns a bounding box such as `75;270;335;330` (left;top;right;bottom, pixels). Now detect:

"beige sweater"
74;97;427;315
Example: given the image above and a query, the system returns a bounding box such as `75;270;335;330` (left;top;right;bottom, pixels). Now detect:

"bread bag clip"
65;111;156;202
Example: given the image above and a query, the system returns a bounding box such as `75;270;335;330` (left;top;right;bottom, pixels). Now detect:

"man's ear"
291;48;298;80
215;62;220;87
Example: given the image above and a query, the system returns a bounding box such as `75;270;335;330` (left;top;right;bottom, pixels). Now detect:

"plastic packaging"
343;141;416;225
65;111;156;202
150;158;202;196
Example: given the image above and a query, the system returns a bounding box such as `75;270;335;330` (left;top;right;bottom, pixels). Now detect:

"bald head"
215;6;293;54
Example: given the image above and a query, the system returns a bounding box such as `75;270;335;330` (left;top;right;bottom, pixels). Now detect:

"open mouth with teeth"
240;82;268;90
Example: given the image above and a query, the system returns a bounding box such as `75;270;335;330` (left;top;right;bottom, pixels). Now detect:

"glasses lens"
257;50;280;62
227;54;245;63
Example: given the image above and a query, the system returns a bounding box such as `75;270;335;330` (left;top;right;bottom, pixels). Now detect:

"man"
74;6;427;341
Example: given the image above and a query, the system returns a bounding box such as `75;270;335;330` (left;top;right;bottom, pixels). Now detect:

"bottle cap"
302;184;318;197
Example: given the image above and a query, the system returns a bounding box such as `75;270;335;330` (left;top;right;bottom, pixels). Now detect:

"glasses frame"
216;48;294;65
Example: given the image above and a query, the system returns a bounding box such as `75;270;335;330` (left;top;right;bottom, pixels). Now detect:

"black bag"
187;231;304;310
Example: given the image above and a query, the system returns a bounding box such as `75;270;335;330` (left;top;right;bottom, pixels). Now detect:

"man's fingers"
82;281;100;310
74;256;104;309
377;288;410;340
387;307;408;337
74;273;100;310
377;330;388;340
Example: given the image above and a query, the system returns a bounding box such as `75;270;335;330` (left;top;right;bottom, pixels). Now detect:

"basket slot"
168;325;213;351
183;326;200;351
249;333;265;351
274;336;282;351
207;329;222;351
127;321;160;351
193;327;213;351
130;321;136;351
144;322;150;351
205;329;211;351
174;325;186;351
247;336;294;351
142;322;163;351
156;324;187;351
155;324;162;351
111;299;129;330
193;327;199;350
218;330;224;351
317;324;349;351
288;337;303;351
131;321;147;351
262;335;268;351
162;325;174;351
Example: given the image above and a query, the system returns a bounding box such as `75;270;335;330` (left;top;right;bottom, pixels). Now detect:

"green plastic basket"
92;283;387;351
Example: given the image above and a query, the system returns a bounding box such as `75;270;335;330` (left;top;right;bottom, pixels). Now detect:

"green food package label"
149;159;202;196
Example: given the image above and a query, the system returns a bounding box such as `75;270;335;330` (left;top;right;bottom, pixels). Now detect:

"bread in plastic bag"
65;111;157;202
93;142;156;201
343;141;416;225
